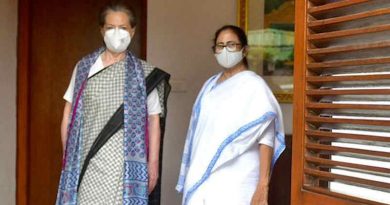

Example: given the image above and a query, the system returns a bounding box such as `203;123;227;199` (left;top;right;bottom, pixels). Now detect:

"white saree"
177;70;285;205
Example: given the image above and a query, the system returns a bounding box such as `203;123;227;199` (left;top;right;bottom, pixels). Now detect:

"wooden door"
17;0;146;204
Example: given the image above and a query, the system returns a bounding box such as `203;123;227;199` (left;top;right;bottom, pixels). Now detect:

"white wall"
148;1;292;205
0;0;17;204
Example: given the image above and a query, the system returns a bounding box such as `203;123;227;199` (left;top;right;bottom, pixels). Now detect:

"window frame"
291;0;390;205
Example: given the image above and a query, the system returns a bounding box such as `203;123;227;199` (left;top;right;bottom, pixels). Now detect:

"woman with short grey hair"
56;2;169;205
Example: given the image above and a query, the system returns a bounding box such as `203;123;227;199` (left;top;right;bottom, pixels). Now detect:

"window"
292;0;390;204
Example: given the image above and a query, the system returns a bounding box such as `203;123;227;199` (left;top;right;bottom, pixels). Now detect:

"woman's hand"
252;142;273;205
61;102;72;157
148;160;159;194
147;114;160;194
251;184;269;205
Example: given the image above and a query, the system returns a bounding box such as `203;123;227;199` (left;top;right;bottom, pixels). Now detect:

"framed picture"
238;0;294;103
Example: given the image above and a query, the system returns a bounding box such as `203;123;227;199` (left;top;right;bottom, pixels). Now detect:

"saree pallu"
56;48;148;205
177;71;285;205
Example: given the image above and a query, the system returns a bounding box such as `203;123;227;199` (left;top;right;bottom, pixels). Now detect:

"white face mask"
104;28;131;53
214;48;244;69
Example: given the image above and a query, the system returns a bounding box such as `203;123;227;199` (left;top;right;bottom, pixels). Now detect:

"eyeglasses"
213;41;242;54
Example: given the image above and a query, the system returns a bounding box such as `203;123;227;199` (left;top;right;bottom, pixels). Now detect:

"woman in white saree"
176;25;286;205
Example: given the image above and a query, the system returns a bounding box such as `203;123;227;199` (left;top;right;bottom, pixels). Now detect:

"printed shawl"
56;47;149;205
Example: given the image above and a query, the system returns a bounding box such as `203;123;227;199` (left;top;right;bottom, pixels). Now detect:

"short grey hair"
99;1;137;28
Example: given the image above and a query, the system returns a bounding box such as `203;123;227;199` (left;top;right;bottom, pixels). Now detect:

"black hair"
99;1;137;28
213;25;249;66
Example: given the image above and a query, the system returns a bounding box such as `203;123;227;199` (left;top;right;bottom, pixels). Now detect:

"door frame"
17;0;31;203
